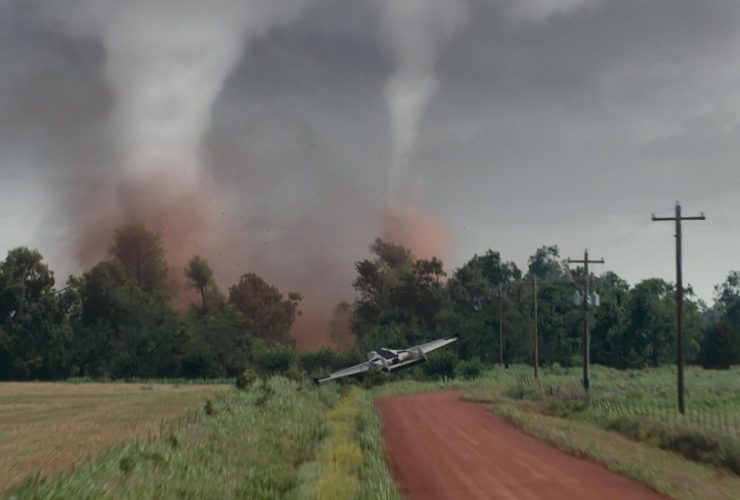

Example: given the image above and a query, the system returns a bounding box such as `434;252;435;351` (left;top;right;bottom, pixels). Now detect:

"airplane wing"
314;362;372;385
388;357;427;372
413;335;459;354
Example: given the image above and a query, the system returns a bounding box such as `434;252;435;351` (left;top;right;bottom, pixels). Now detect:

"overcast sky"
2;0;740;309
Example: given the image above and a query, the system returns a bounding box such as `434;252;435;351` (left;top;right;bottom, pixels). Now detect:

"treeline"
1;228;739;381
0;223;304;380
351;239;740;371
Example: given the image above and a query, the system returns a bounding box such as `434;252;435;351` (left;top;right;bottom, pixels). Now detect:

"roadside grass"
0;382;226;493
371;365;527;399
291;387;400;500
459;365;740;498
493;405;740;500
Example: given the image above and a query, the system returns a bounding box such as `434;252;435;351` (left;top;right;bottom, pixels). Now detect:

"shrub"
457;357;484;380
423;351;457;381
236;367;258;390
253;344;297;377
299;348;337;375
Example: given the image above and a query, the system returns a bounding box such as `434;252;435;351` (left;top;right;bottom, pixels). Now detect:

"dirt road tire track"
375;391;665;500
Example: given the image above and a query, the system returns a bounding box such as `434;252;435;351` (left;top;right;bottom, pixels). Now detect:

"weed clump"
547;399;589;418
235;368;258;390
203;398;215;415
119;456;135;474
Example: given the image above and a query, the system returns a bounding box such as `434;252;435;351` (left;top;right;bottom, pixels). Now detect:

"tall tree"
700;271;740;368
74;259;184;378
0;248;71;379
528;245;565;280
228;273;301;345
110;223;169;295
0;247;55;321
185;256;216;314
447;250;522;362
591;271;630;366
352;239;450;351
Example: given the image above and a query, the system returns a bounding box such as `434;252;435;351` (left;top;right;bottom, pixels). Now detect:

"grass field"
466;365;740;434
6;378;399;499
3;366;740;499
0;382;226;493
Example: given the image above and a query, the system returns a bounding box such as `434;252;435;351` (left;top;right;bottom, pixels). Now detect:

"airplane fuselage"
366;348;424;372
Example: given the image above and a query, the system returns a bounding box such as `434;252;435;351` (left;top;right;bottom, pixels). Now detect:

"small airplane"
314;335;458;384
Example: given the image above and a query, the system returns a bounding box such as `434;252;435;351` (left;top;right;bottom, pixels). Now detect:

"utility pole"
652;202;705;415
499;283;504;368
567;250;604;397
533;275;539;379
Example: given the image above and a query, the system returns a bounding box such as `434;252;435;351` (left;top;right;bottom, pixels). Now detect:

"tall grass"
291;387;400;500
10;378;338;499
8;377;402;499
466;365;740;475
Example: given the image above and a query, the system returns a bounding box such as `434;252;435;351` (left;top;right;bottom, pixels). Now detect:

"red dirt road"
375;391;665;500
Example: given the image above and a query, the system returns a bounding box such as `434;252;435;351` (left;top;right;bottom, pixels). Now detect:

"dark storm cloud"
0;2;113;176
1;0;740;307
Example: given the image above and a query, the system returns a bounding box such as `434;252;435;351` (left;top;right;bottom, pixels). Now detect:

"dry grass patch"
0;382;226;493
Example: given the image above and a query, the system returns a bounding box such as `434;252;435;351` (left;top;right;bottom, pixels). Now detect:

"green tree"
74;259;184;378
110;223;169;295
228;273;301;345
352;238;414;327
352;239;450;352
182;305;253;377
609;279;702;368
447;250;522;363
700;271;740;368
591;271;630;366
701;320;740;369
0;248;73;379
185;256;216;314
528;245;565;280
0;247;55;321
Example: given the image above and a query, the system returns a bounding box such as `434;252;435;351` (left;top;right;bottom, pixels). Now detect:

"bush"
299;348;337;377
253;344;297;377
236;367;258;390
457;357;484;380
423;351;457;381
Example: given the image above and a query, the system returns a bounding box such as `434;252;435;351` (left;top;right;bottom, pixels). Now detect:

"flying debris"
314;335;458;384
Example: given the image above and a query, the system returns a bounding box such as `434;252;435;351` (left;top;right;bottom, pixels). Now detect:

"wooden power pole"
652;202;705;415
499;283;504;368
567;250;604;397
533;276;539;379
